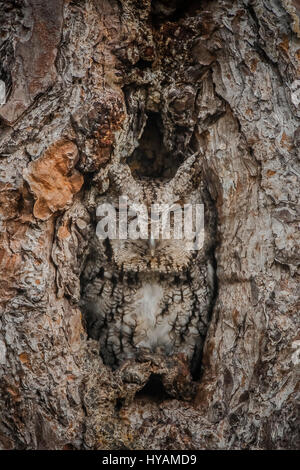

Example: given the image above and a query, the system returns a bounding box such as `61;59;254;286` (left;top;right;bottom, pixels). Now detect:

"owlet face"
108;178;203;274
79;132;214;373
95;150;206;275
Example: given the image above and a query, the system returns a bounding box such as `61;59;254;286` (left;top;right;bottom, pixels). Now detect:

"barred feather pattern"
80;155;216;371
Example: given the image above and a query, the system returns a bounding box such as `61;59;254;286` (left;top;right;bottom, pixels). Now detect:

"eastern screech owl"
80;152;215;374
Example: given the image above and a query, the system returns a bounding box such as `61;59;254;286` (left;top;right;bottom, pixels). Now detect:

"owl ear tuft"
167;152;201;198
108;162;142;200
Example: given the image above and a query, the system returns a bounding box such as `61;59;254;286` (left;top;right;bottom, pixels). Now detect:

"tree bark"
0;0;299;450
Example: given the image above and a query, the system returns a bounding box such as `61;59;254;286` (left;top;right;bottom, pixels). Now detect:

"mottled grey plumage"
80;154;215;371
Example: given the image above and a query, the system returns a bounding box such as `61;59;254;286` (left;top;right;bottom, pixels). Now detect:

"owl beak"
148;236;157;257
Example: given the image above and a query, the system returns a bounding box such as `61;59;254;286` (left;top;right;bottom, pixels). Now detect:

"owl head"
95;153;207;274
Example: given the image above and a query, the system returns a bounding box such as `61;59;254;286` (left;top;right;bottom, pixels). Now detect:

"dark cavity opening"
151;0;186;21
151;0;201;25
135;374;168;402
127;112;183;179
115;397;125;411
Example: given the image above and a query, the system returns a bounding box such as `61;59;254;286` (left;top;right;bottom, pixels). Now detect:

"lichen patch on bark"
23;140;83;220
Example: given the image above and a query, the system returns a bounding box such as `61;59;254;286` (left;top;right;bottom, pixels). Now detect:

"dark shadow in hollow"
135;374;169;402
126;111;183;179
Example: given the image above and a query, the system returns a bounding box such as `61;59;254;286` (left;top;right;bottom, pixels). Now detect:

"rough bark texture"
0;0;299;450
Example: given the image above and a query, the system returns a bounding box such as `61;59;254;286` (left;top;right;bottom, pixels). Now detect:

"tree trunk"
0;0;299;450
